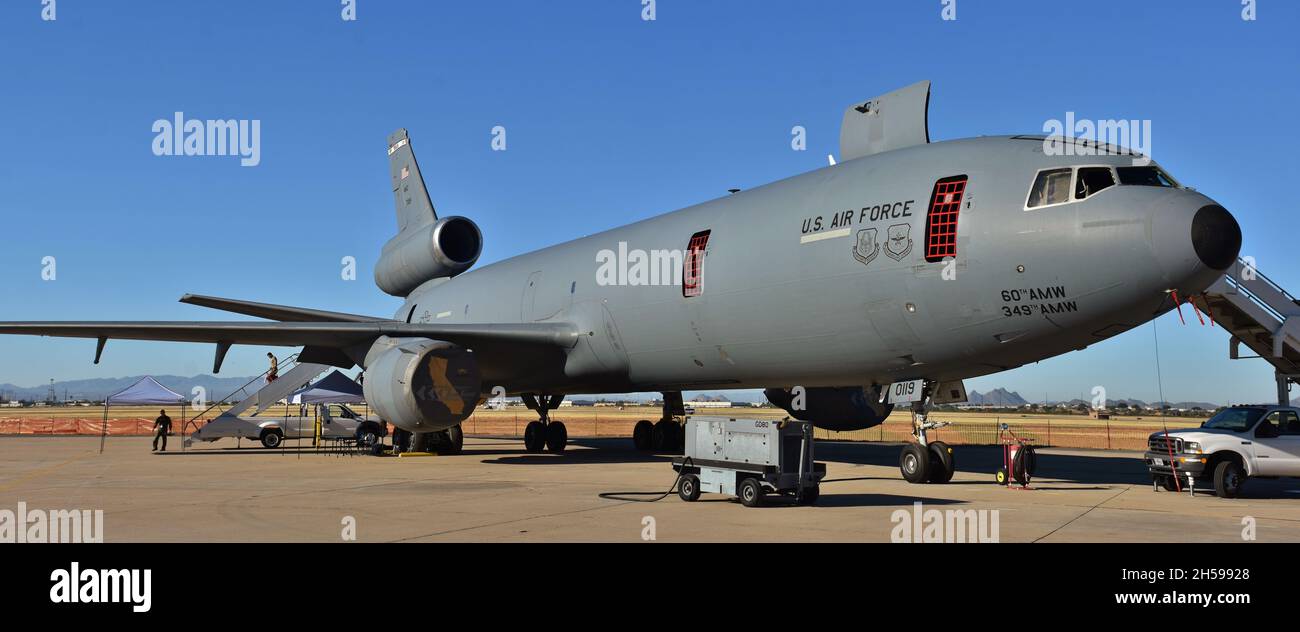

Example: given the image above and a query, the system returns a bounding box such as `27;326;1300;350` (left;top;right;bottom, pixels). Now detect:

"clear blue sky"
0;1;1295;405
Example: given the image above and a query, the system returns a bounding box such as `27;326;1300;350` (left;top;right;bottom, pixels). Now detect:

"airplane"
0;81;1242;483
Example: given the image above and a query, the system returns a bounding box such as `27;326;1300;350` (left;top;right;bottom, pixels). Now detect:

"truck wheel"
1155;474;1179;492
927;441;955;483
1214;460;1245;498
798;485;820;506
632;420;653;451
678;475;701;502
900;443;931;484
259;429;283;449
738;477;764;507
356;425;381;448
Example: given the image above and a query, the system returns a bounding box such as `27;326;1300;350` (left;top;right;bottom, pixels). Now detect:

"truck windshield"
1201;407;1265;432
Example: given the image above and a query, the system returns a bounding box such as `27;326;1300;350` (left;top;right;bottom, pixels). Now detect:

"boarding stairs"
181;353;329;445
1190;259;1300;406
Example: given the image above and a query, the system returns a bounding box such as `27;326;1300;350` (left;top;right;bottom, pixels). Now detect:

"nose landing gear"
522;393;568;453
897;381;956;484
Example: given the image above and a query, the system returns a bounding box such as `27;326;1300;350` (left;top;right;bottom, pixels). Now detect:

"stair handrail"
182;352;301;441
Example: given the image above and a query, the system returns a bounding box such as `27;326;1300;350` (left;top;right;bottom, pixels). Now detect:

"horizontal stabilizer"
839;80;931;162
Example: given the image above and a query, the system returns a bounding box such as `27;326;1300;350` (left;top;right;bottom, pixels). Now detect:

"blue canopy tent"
290;370;365;404
102;376;186;454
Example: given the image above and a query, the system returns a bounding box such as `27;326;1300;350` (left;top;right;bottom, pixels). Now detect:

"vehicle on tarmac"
187;403;388;449
1145;405;1300;498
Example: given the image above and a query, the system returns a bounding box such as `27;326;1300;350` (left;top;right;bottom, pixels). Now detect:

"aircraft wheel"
545;421;568;453
259;429;283;449
927;441;955;484
678;475;701;502
442;424;464;455
899;443;930;484
632;420;654;451
651;420;671;452
523;421;546;453
738;478;764;507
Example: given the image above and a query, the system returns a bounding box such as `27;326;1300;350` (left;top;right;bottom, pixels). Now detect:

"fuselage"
393;135;1237;396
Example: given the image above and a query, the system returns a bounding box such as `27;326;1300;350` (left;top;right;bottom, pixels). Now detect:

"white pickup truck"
186;403;388;449
1145;405;1300;498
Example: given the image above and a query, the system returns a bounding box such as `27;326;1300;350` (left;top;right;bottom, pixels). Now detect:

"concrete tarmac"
1;435;1298;542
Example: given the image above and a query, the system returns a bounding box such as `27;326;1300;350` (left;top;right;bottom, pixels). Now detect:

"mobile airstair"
181;353;329;447
1191;259;1300;406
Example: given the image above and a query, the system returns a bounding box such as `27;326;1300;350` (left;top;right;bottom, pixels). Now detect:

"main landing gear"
898;383;957;485
522;393;568;454
633;391;686;453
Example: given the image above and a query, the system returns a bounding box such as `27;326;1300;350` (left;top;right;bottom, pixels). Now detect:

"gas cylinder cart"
995;423;1037;488
671;417;826;507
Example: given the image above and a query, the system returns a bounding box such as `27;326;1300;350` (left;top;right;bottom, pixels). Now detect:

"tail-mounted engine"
374;216;483;297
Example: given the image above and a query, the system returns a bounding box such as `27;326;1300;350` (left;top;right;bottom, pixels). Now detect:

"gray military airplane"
0;81;1241;483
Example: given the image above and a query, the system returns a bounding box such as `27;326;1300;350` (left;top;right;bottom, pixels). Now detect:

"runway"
2;436;1298;542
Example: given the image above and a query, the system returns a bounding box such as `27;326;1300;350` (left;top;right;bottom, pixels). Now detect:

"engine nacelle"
363;338;482;432
375;216;483;297
764;386;893;432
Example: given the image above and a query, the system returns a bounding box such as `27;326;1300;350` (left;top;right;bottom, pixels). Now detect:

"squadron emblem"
885;223;913;261
852;228;880;266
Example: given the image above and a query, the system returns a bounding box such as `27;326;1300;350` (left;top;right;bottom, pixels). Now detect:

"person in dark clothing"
153;409;172;452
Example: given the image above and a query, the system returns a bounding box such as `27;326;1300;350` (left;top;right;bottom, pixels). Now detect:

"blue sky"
0;1;1295;404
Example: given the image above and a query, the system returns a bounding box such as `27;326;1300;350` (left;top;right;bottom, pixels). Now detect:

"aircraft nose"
1190;204;1242;271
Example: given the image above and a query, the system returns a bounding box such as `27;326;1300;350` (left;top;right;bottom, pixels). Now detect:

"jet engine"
363;338;482;432
374;216;483;297
764;386;893;431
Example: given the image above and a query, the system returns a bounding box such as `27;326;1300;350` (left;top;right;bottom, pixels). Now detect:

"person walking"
152;409;172;452
266;352;279;383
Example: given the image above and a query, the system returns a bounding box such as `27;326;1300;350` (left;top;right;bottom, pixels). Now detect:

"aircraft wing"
0;321;580;350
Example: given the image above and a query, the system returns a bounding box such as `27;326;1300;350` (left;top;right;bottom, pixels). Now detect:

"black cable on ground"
598;457;694;502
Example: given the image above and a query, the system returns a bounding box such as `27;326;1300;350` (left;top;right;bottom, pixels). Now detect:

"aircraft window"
1116;166;1176;187
1074;167;1115;200
1026;168;1072;208
924;175;967;262
682;230;710;298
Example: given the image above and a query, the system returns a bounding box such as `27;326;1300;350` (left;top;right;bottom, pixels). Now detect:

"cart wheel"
995;467;1009;486
679;475;701;502
927;441;955;484
899;443;931;484
738;478;764;507
797;484;820;506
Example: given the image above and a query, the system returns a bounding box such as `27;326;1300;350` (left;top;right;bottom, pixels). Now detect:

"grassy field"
1;404;1202;451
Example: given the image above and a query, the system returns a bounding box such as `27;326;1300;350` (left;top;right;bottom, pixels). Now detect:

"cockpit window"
1026;168;1072;208
1116;166;1177;187
1074;167;1115;200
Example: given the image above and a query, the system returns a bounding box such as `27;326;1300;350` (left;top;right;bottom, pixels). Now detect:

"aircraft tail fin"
386;128;437;233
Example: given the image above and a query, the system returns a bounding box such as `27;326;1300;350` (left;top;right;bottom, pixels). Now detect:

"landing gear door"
931;381;968;405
